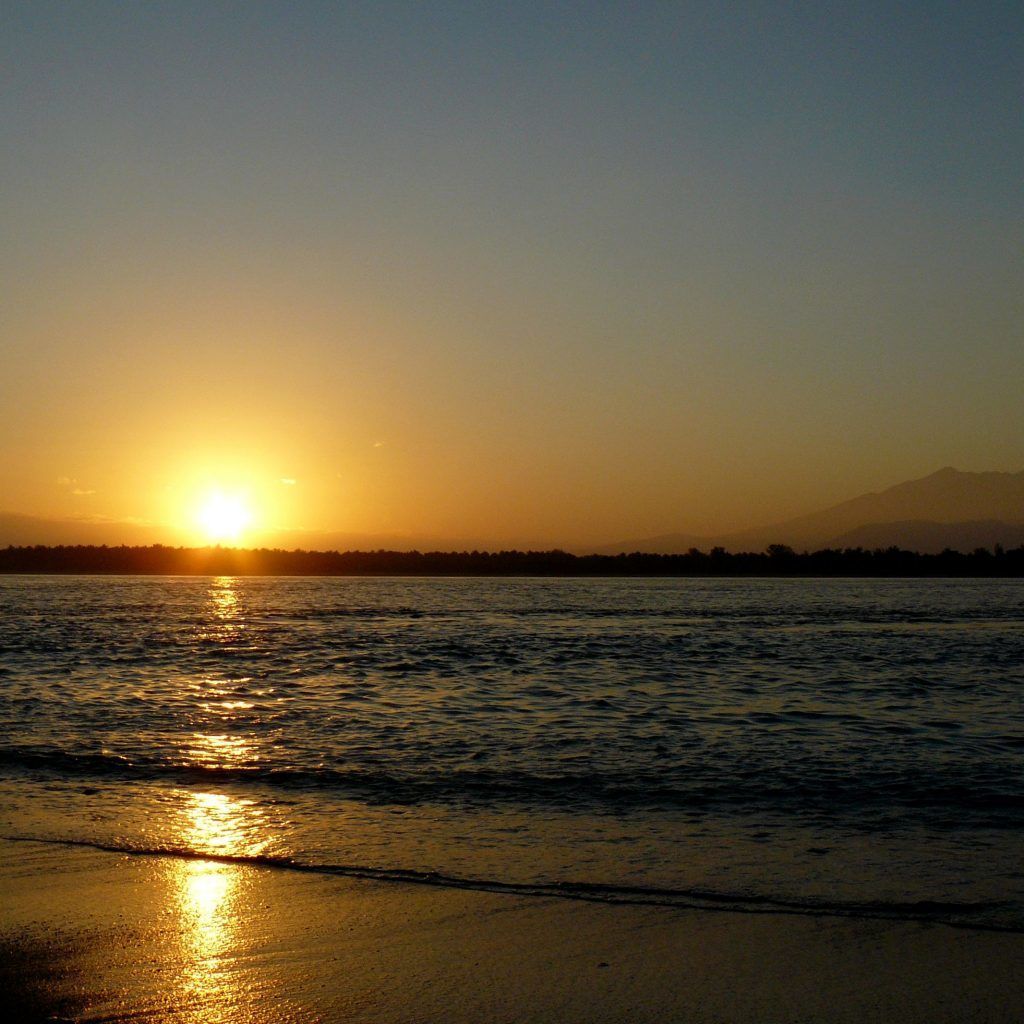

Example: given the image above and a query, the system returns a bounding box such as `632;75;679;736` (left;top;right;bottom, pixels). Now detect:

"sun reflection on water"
169;791;264;1021
211;576;239;615
174;570;276;1023
184;577;265;771
186;730;257;770
162;576;293;1020
196;576;244;645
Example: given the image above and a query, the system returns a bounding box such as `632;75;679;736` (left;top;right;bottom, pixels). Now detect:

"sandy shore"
2;837;1023;1023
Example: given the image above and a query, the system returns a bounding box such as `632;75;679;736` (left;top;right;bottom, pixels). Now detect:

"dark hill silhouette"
598;468;1024;554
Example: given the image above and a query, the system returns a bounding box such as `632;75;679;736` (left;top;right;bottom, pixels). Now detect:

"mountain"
597;468;1024;554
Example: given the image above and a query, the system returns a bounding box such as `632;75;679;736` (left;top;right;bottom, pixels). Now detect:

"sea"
1;575;1022;932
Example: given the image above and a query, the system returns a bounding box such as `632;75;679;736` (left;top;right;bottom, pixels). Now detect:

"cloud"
373;441;385;448
279;478;297;486
68;513;150;524
58;477;96;495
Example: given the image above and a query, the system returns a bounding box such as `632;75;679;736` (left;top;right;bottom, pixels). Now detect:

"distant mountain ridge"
597;468;1024;555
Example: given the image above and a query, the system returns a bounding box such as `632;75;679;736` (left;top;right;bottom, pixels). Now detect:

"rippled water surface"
1;575;1022;929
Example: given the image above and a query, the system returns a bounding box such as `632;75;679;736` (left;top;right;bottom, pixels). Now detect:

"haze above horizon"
3;3;1022;549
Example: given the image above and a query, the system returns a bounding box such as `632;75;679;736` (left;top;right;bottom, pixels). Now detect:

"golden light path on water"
208;575;241;637
167;577;282;1022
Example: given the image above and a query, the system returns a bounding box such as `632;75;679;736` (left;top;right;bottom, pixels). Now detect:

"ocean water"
1;575;1022;931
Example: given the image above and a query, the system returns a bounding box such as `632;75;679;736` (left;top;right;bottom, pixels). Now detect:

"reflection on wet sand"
170;791;256;1022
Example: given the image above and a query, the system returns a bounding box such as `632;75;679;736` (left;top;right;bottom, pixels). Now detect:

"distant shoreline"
1;544;1022;577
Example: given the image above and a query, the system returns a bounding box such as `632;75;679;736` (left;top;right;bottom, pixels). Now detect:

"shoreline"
4;839;1023;1023
7;834;1021;937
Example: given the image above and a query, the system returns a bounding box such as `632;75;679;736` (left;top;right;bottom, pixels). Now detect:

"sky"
2;1;1022;548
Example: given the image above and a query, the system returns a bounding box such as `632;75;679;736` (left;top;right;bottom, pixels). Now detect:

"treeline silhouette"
1;543;1023;576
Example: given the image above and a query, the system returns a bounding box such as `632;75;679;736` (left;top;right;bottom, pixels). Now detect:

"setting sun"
195;492;252;545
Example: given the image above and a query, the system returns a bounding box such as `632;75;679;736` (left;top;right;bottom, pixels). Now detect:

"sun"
195;491;253;545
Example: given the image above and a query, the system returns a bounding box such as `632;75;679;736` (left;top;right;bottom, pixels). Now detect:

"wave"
264;604;1024;625
3;834;1017;934
1;745;1022;826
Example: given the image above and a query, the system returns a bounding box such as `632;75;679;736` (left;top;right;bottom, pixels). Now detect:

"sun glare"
196;492;252;545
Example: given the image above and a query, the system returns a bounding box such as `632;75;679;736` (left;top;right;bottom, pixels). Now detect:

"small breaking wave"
3;834;1017;934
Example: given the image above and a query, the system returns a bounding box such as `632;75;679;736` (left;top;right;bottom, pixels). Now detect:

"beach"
3;837;1023;1023
2;575;1022;1021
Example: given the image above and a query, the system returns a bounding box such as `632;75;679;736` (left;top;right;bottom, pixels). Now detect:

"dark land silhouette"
597;468;1024;554
2;543;1023;576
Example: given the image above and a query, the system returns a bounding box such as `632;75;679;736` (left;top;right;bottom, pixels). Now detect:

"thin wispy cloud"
58;477;95;495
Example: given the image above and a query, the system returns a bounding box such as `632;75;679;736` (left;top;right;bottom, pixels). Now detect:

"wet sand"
2;838;1023;1023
